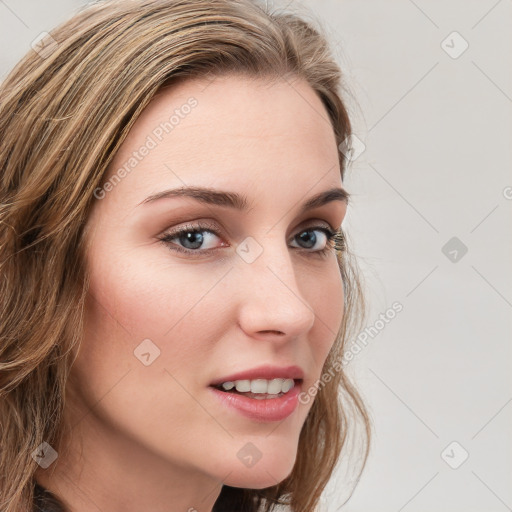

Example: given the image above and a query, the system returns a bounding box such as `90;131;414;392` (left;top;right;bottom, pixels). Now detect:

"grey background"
1;1;510;511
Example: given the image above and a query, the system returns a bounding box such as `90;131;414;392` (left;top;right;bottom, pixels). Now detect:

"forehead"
100;74;342;212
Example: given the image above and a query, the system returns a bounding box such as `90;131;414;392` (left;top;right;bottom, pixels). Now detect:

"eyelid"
157;218;343;256
159;218;336;242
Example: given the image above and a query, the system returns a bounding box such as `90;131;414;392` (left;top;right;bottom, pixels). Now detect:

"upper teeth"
221;378;295;394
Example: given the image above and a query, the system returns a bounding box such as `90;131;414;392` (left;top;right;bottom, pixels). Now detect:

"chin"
223;467;293;490
219;446;297;490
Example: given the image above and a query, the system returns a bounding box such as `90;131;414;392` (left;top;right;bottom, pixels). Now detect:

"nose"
235;239;316;342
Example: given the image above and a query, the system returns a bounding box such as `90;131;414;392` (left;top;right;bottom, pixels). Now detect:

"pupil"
298;230;316;249
181;231;203;249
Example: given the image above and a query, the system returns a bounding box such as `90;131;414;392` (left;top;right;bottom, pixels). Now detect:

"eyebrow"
137;185;349;213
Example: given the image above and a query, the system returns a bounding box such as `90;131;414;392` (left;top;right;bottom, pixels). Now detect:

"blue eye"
158;222;345;258
291;227;337;254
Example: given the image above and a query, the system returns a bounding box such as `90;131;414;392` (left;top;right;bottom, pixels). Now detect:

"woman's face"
74;74;347;494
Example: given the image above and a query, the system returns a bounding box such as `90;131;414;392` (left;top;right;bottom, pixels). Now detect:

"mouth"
208;365;305;421
208;373;304;422
209;378;303;400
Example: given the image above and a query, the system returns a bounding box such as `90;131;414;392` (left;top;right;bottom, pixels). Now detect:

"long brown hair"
0;1;371;510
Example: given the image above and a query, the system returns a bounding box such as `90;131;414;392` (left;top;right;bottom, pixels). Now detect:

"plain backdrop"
1;1;510;511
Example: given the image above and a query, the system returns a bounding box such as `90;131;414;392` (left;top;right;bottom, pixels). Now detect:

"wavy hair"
0;1;371;510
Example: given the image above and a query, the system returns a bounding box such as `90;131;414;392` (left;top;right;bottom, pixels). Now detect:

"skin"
35;73;347;512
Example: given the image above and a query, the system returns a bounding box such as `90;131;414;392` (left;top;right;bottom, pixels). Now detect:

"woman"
0;1;371;511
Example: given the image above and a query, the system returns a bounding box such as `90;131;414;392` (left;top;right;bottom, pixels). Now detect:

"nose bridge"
239;230;297;290
235;233;316;337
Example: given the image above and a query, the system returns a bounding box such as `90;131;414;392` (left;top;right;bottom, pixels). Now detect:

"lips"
209;381;302;422
209;364;305;387
208;365;305;421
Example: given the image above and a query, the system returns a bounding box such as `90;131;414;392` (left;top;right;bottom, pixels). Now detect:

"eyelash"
157;221;346;258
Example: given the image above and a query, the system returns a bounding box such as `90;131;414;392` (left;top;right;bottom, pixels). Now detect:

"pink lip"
209;364;305;386
209;382;302;422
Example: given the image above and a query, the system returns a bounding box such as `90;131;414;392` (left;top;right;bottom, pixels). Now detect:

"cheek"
71;250;235;459
80;246;231;378
304;259;345;359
